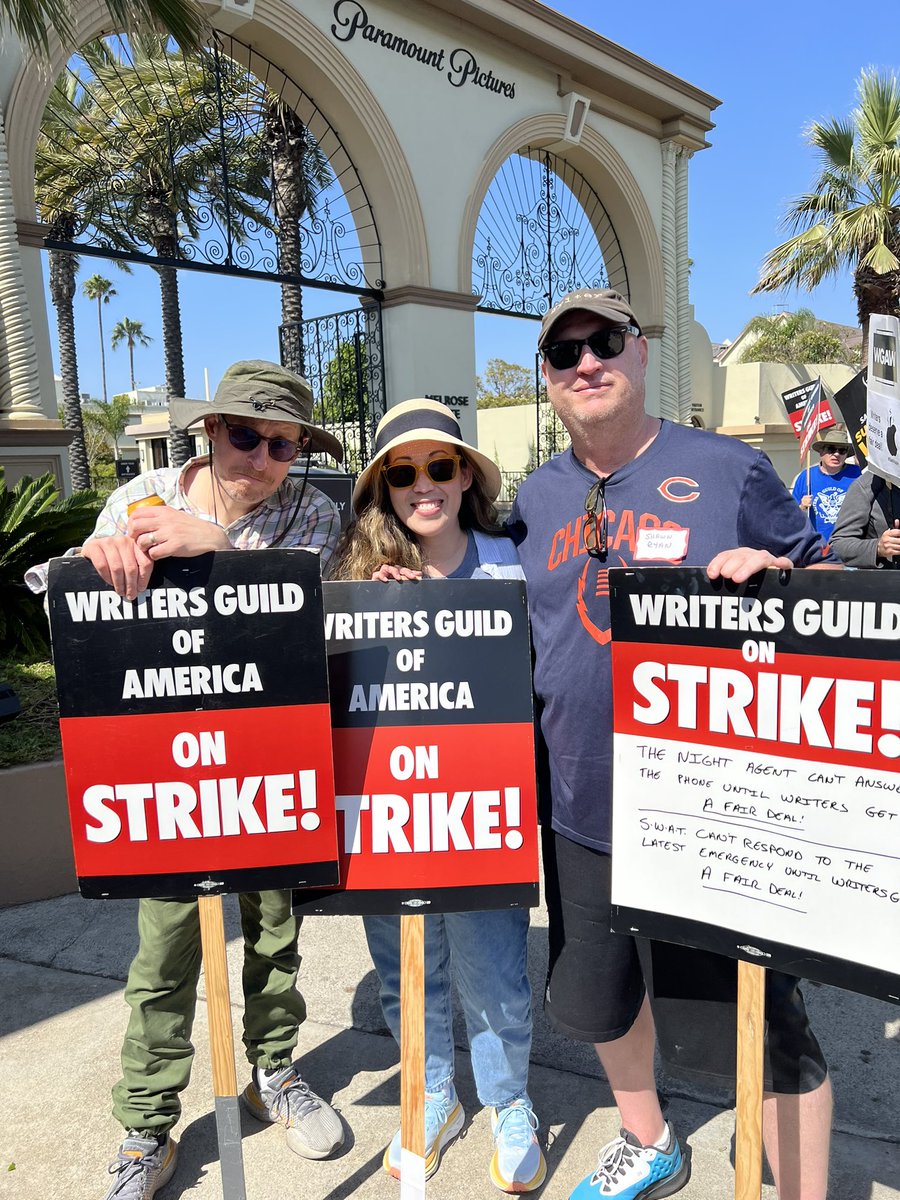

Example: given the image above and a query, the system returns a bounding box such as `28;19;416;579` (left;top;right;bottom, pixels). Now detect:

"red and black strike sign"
295;579;540;916
608;567;900;1006
47;550;338;900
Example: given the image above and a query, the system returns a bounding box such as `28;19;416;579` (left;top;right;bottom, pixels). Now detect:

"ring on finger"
145;531;156;548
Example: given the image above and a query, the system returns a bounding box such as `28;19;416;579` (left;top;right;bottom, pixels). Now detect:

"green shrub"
0;655;60;768
0;468;101;655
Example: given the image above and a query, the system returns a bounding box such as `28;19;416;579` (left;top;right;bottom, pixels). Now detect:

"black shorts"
542;827;828;1095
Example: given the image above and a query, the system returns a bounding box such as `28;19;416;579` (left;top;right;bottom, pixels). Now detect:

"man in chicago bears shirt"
508;289;838;1200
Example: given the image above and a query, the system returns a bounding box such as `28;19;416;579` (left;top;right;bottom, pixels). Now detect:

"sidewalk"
1;891;898;1200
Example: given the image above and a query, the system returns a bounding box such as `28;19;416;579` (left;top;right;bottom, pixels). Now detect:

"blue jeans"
363;909;532;1108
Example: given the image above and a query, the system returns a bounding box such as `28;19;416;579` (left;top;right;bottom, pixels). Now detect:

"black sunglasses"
583;478;608;558
382;455;462;490
542;324;641;371
821;445;849;455
220;416;307;462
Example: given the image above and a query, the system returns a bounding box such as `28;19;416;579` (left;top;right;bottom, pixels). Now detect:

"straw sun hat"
351;399;501;512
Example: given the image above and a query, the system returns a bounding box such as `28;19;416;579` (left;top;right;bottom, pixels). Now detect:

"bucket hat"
812;424;853;454
169;359;343;462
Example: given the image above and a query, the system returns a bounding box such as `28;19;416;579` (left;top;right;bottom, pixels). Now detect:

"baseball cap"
538;288;641;349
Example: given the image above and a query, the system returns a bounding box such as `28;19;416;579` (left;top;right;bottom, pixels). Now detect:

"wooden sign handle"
400;913;426;1199
734;960;766;1200
198;895;248;1200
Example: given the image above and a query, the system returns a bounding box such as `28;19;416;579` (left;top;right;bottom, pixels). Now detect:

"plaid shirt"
26;455;340;593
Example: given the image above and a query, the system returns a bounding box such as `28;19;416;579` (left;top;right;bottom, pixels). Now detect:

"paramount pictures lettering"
330;0;516;99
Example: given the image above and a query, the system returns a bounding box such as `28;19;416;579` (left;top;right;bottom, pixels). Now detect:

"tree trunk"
156;261;192;465
278;222;304;376
97;300;109;405
128;342;136;394
268;103;308;377
855;262;900;365
48;242;91;491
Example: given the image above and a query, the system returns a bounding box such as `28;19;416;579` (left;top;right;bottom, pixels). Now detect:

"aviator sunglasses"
542;324;642;371
382;454;462;489
220;415;308;462
583;478;608;558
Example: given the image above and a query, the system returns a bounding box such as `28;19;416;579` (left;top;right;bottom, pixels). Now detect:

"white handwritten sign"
609;567;900;1004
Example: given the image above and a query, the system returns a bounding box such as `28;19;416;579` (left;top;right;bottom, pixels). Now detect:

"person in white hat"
329;399;546;1193
791;424;860;545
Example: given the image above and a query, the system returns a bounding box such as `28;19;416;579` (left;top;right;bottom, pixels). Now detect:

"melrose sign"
331;0;517;99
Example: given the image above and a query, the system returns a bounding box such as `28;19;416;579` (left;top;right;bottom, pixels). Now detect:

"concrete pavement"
1;891;898;1200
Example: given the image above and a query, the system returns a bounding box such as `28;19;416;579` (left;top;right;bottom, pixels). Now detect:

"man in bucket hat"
509;289;839;1200
28;361;347;1198
77;359;343;599
791;424;860;546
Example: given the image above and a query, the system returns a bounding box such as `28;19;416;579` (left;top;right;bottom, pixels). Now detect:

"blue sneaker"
569;1123;689;1199
490;1098;547;1193
383;1084;465;1180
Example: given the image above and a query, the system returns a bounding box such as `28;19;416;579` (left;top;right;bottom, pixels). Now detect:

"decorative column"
0;103;43;419
674;144;694;423
658;140;679;422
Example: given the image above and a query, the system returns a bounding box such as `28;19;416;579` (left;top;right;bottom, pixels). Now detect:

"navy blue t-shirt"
508;420;833;853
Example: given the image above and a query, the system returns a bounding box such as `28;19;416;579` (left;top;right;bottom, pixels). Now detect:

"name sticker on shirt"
634;526;689;562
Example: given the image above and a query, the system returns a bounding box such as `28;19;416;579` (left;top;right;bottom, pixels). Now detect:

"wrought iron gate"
473;148;627;321
473;148;629;464
283;306;387;474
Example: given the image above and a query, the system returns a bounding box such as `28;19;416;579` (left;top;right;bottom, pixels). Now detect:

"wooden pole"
198;895;248;1200
734;960;766;1200
400;913;426;1200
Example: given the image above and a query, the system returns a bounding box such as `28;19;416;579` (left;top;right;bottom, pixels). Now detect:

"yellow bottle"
127;494;165;517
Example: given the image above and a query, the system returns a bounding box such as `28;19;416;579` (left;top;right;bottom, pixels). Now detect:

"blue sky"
48;1;893;401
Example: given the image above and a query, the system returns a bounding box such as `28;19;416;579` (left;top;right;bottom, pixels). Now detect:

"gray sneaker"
241;1064;344;1159
103;1134;178;1199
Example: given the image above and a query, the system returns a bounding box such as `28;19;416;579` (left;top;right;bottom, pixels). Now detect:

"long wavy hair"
327;449;499;581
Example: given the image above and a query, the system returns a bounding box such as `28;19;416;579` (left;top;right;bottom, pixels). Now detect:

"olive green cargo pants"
112;890;306;1135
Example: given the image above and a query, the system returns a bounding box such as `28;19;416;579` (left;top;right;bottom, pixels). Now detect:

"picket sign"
296;579;541;1195
609;566;900;1200
48;549;337;1200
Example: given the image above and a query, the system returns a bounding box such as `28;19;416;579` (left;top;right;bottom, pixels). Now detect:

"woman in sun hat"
329;399;545;1193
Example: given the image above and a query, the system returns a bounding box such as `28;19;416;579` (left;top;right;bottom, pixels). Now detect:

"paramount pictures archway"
0;0;717;489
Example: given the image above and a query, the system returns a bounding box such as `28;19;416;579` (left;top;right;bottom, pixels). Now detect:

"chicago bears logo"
657;476;700;503
576;558;627;644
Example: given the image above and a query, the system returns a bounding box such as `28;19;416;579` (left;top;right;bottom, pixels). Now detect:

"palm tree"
81;274;116;404
264;100;332;375
45;217;90;490
753;68;900;357
1;0;207;58
89;37;275;464
111;316;153;393
36;64;106;492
